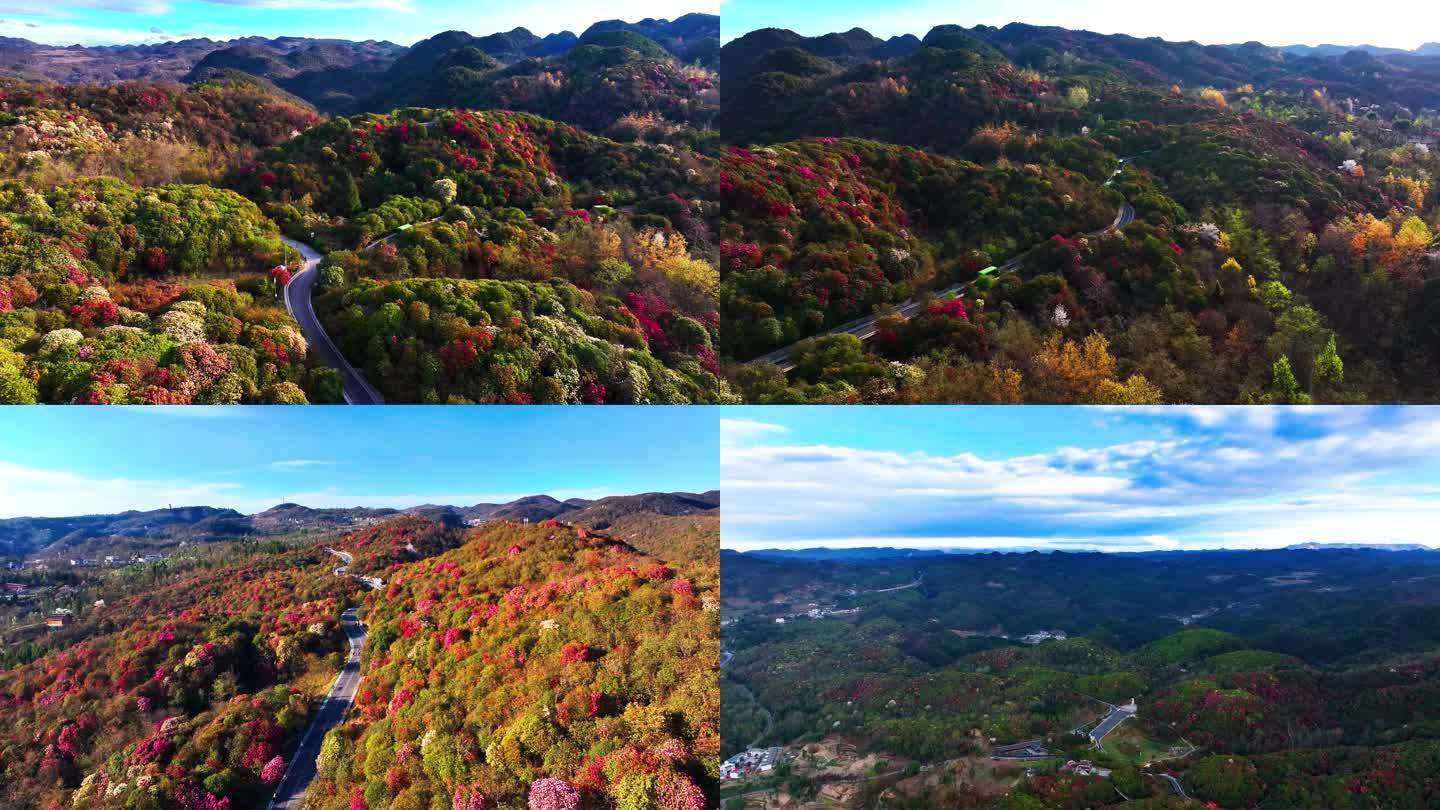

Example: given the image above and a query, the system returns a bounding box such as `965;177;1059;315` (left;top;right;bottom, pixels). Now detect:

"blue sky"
721;0;1440;50
722;406;1440;552
0;0;716;46
0;406;717;517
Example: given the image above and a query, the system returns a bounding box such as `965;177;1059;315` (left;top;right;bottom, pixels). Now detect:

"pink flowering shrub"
261;755;286;785
453;784;488;810
528;778;580;810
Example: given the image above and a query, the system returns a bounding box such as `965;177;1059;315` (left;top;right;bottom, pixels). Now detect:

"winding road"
753;159;1139;372
265;605;367;810
280;237;385;405
265;548;378;810
725;677;775;750
1150;772;1189;800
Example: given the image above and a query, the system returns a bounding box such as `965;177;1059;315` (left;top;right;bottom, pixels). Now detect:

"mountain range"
727;544;1437;561
722;22;1440;114
0;490;719;557
0;14;719;114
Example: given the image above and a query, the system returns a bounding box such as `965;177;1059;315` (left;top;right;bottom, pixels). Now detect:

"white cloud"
720;417;787;446
202;0;415;11
0;460;254;517
269;459;336;469
0;18;178;45
722;407;1440;552
0;0;169;15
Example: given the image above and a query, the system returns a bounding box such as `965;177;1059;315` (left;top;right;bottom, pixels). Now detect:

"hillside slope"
305;519;719;808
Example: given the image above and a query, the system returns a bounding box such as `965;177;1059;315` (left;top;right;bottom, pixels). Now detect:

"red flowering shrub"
924;298;968;319
558;641;590;664
69;298;118;327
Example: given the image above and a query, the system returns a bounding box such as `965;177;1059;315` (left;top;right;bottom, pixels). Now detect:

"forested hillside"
0;18;720;405
306;519;720;809
234;107;720;403
722;548;1440;808
0;543;361;808
722;24;1440;404
0;492;720;809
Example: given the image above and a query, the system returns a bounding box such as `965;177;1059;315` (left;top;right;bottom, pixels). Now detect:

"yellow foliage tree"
1220;257;1242;274
1199;87;1227;108
657;256;719;298
1391;215;1434;264
1384;173;1429;209
1031;332;1118;403
556;221;622;274
1094;375;1166;404
626;227;689;271
1349;213;1394;260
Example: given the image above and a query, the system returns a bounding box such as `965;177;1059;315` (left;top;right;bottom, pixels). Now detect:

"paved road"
280;237;385;405
867;574;924;594
1089;703;1136;746
360;217;443;252
752;161;1138;372
1152;772;1188;800
326;547;383;590
265;605;367;810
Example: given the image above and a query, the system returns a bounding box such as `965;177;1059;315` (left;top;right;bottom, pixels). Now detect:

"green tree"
0;365;38;404
1270;355;1310;404
1312;334;1344;397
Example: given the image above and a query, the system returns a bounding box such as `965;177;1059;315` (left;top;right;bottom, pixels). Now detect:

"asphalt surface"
1089;704;1136;746
1153;772;1188;799
280;237;385;405
360;217;443;252
753;160;1139;372
265;606;367;810
326;547;383;591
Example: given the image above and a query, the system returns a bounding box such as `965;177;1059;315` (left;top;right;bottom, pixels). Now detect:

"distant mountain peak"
1285;542;1434;552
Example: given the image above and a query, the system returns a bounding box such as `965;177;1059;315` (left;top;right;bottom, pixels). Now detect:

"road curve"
752;166;1138;371
280;237;385;405
1151;772;1188;800
265;605;367;810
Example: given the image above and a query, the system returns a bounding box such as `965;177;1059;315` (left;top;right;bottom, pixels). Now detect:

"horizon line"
6;12;719;49
723;543;1436;554
720;20;1435;52
0;487;719;522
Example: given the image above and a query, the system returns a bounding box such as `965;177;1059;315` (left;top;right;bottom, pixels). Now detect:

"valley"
720;546;1440;808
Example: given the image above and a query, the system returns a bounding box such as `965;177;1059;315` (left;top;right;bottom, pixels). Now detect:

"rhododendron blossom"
453;784;487;810
261;755;285;785
925;298;968;319
527;778;580;810
657;772;706;810
558;641;589;664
